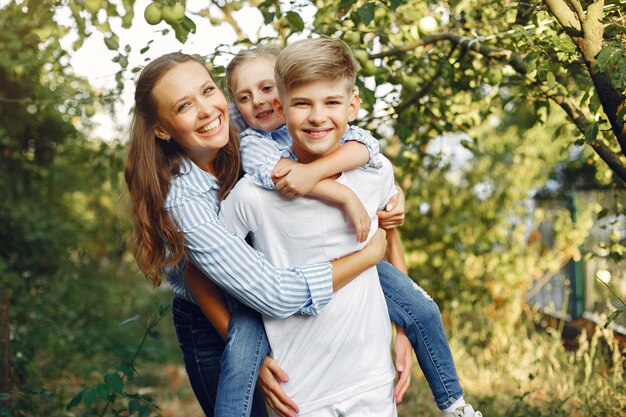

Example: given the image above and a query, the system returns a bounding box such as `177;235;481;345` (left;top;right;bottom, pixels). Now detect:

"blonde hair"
274;38;361;96
124;52;241;286
225;45;281;99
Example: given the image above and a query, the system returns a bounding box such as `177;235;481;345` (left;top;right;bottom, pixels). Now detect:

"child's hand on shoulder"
272;163;323;199
377;186;405;230
342;190;371;243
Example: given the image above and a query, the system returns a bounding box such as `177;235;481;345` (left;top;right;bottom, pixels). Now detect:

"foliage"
0;1;181;415
1;0;625;416
399;309;626;417
66;305;170;417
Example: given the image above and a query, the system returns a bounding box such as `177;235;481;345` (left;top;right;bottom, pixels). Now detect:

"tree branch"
544;0;625;156
368;33;529;75
533;79;626;183
543;0;582;35
370;26;626;181
395;69;439;118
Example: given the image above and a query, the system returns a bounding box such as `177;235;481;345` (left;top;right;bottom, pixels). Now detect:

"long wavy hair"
125;52;241;286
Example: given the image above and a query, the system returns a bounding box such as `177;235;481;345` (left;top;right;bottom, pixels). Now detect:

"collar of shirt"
178;156;220;194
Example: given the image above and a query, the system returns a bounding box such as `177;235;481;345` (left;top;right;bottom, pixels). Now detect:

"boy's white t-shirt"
220;156;397;414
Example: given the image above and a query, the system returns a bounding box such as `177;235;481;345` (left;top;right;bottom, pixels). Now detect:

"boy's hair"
275;38;361;96
225;45;281;99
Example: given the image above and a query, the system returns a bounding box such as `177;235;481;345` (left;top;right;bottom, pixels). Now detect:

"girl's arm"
385;228;408;274
184;264;301;416
184;263;230;340
272;143;372;242
272;141;369;197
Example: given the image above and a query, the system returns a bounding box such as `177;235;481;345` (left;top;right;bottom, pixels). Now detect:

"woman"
124;52;387;416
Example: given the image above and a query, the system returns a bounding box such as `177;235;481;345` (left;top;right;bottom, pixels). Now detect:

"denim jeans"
376;260;463;410
172;297;268;417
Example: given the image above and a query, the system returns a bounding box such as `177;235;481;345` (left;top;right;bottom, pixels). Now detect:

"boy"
220;38;401;415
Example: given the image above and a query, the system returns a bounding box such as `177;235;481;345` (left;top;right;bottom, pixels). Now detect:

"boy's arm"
183;263;230;340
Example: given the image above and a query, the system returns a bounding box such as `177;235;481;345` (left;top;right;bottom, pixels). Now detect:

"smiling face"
232;58;284;132
152;60;229;171
275;78;359;163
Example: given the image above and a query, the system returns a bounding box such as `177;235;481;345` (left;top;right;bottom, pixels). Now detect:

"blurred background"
1;0;625;416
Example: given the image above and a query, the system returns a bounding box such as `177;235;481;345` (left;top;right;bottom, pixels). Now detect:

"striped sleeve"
169;195;333;318
240;128;291;190
341;125;383;169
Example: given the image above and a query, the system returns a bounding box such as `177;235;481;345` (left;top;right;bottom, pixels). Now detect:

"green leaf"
617;106;626;125
0;407;12;417
104;372;124;393
286;11;304;32
262;11;275;25
95;383;109;400
182;16;196;34
390;0;403;10
104;36;119;51
604;309;625;328
397;123;412;141
338;0;357;12
584;123;598;143
82;388;96;406
546;71;556;89
357;3;376;26
172;22;190;44
66;390;83;410
129;399;140;415
595;46;620;71
116;363;135;381
139;405;151;417
610;60;626;89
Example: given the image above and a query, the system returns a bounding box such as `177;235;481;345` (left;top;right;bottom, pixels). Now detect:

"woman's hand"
363;228;387;267
377;186;405;230
258;356;299;417
393;325;413;403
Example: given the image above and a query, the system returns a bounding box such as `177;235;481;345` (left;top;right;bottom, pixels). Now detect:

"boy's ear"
273;97;284;119
153;125;171;141
348;91;360;123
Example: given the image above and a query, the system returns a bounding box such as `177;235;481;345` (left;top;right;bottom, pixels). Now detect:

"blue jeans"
172;297;268;417
216;261;463;413
377;260;463;410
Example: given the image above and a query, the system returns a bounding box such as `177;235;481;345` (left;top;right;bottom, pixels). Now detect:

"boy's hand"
377;186;405;230
273;163;322;199
393;325;413;403
343;190;371;243
259;356;299;417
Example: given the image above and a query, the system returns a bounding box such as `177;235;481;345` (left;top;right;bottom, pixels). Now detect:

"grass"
398;309;626;417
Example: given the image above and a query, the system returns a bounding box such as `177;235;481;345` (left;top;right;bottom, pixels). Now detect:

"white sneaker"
441;404;483;417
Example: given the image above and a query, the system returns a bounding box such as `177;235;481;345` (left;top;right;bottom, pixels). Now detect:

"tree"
46;1;626;182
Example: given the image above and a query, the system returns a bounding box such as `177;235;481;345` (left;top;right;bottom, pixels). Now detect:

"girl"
185;46;483;417
124;52;389;417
